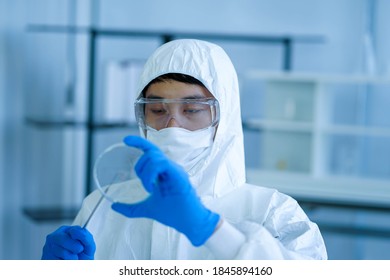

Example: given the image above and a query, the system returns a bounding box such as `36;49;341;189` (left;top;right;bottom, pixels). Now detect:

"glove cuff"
188;212;220;247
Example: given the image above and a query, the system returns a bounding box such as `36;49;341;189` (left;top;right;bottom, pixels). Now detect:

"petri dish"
92;142;148;204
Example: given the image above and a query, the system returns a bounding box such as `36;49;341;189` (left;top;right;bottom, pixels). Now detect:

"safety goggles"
135;97;220;131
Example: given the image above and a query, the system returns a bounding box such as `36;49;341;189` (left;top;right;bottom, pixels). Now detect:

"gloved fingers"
135;150;166;174
49;243;80;260
135;152;166;192
125;135;190;194
42;245;60;260
47;228;84;255
137;156;190;196
111;201;151;219
123;135;160;153
157;171;189;195
78;252;95;260
67;226;96;256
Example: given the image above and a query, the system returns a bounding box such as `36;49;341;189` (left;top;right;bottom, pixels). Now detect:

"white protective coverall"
73;39;327;260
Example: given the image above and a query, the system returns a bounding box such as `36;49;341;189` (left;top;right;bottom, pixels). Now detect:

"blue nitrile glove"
111;135;220;247
41;225;96;260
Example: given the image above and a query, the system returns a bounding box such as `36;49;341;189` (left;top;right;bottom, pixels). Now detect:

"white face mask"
146;126;215;175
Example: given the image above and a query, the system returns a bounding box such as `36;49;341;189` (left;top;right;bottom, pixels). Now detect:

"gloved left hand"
111;135;220;247
41;225;96;260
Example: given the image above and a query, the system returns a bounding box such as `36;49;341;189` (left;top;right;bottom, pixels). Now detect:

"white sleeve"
205;219;326;260
204;220;245;259
204;190;328;260
204;220;286;259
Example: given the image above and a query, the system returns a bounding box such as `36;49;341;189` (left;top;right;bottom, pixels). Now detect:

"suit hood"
136;39;246;197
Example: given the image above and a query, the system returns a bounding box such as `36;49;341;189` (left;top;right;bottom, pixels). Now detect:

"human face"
136;80;219;131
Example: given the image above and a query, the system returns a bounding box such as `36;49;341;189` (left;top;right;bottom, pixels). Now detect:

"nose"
166;117;181;128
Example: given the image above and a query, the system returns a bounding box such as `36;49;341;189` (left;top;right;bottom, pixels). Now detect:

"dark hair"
141;73;205;96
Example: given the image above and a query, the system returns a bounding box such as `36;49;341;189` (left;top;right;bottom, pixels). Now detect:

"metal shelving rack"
25;24;324;198
22;24;390;240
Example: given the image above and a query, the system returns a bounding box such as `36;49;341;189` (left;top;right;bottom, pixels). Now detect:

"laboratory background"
1;0;390;260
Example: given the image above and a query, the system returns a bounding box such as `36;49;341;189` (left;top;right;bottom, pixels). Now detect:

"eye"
185;108;202;114
151;108;166;114
183;104;207;114
146;104;167;115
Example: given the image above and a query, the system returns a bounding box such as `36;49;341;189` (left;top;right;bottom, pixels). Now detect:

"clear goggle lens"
135;97;220;131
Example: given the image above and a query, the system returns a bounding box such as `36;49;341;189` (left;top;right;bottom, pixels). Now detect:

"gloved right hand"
41;225;96;260
111;136;220;247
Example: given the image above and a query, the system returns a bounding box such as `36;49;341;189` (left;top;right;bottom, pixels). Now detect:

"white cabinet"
243;71;390;207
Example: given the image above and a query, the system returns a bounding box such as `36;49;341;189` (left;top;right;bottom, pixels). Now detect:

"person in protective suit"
41;39;327;260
